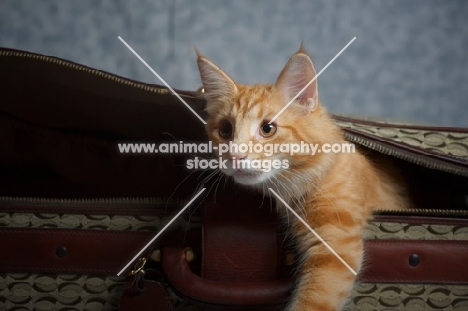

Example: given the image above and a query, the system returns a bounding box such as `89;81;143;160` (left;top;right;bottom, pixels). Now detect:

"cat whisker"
211;170;227;205
275;170;309;221
266;175;292;232
213;172;224;204
165;166;203;211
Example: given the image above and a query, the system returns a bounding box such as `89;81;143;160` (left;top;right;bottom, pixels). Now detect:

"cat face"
197;46;336;187
204;84;288;185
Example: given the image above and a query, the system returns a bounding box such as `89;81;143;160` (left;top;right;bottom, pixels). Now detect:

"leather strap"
202;194;280;282
182;193;291;309
0;228;152;275
359;239;468;284
1;219;468;309
2;225;467;285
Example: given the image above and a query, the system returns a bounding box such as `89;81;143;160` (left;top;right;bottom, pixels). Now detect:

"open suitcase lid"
1;47;467;177
334;115;468;176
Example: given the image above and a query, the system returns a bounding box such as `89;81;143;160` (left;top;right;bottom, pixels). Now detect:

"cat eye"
260;122;277;137
218;120;233;139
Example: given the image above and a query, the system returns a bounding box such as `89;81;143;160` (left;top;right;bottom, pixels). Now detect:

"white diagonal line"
118;36;207;125
269;37;356;124
117;188;206;276
268;188;357;275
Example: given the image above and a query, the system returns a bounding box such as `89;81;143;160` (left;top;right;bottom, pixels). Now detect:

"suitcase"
0;48;467;311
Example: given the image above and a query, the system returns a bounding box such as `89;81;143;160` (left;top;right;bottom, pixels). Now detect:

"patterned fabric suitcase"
0;48;467;311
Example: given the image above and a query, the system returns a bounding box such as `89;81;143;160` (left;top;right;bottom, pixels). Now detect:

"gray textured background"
1;0;467;127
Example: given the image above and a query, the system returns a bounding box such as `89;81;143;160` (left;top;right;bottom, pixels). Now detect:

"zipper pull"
124;257;147;291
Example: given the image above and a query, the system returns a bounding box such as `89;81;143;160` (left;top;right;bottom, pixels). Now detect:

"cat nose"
230;153;247;160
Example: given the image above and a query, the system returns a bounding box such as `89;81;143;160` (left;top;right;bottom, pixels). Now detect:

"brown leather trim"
345;128;468;167
1;222;467;286
0;201;178;216
202;194;280;282
333;114;468;133
359;239;468;284
0;47;201;100
372;214;468;226
0;228;153;275
162;246;291;307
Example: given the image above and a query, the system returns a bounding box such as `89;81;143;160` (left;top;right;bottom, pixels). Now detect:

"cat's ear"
275;44;318;113
196;48;237;102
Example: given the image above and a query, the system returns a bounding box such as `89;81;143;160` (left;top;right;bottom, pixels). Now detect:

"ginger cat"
196;45;409;311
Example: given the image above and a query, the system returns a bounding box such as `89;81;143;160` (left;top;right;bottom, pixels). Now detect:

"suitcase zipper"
0;49;199;98
0;196;185;204
343;131;468;177
374;208;468;217
1;197;466;218
0;196;190;215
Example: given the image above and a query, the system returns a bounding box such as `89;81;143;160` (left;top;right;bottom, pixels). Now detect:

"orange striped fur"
197;45;410;310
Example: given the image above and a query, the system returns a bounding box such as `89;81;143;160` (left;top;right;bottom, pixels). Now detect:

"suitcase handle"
162;246;292;306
